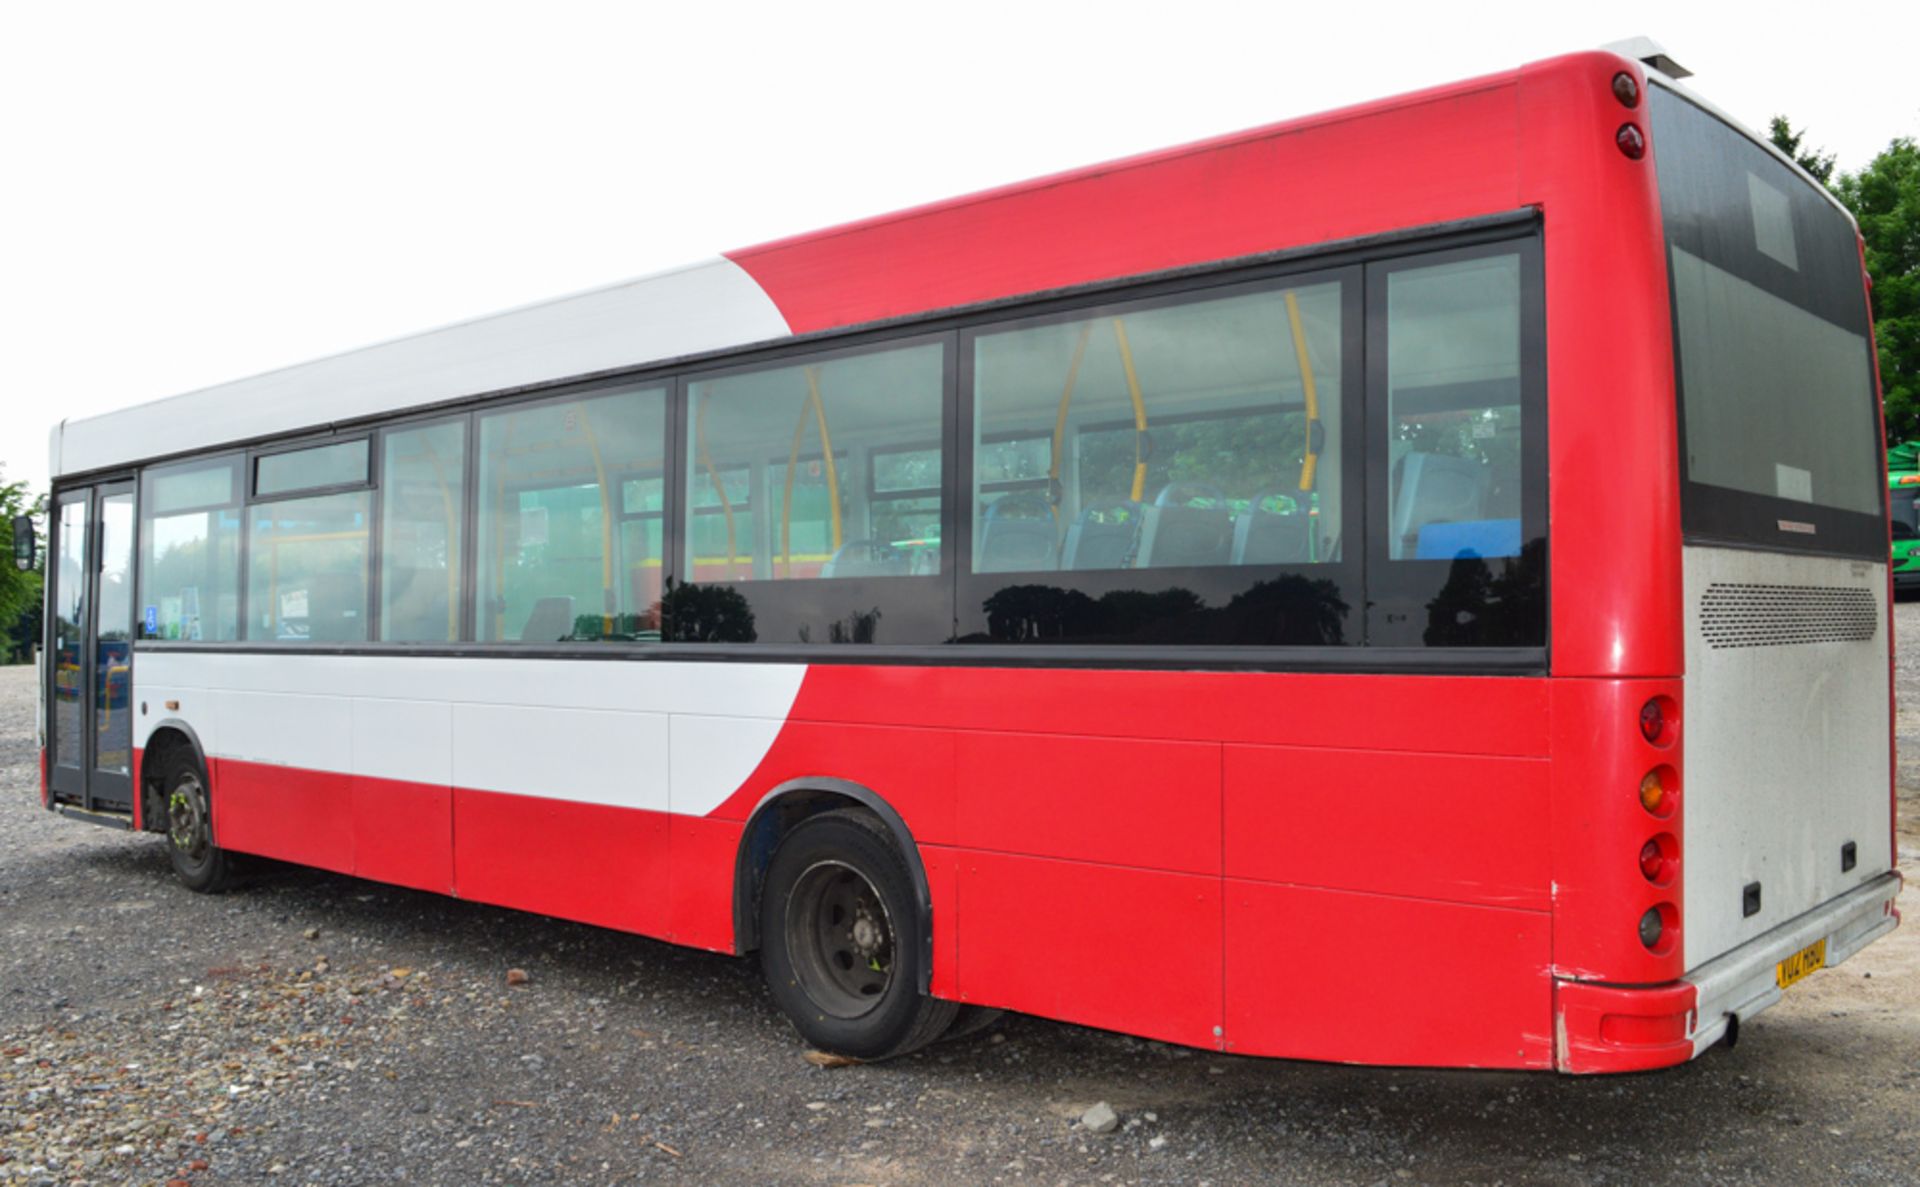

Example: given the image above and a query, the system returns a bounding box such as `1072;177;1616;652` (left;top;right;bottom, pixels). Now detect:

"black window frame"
1363;235;1549;650
136;452;245;642
669;331;957;647
470;379;674;644
249;435;373;501
954;261;1367;652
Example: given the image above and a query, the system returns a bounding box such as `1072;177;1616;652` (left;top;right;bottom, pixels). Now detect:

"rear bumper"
1555;870;1902;1073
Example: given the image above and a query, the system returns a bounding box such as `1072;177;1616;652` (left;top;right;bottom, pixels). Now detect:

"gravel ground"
2;637;1917;1187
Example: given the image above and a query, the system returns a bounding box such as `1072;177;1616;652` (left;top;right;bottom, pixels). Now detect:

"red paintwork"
1225;745;1551;910
953;732;1221;874
454;787;671;937
351;776;451;894
729;71;1524;336
211;758;356;877
130;748;144;830
1554;980;1698;1073
1225;879;1554;1067
665;814;742;953
956;850;1222;1050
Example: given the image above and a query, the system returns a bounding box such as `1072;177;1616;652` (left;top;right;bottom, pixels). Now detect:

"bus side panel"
350;775;452;895
349;697;453;895
731;667;1549;759
1224;881;1554;1067
209;687;355;873
452;789;672;938
707;719;959;839
212;758;355;876
953;733;1221;875
1224;745;1551;909
665;814;743;953
957;852;1223;1050
1517;52;1683;679
921;844;962;999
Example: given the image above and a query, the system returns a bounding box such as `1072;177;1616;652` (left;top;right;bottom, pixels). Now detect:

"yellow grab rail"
1110;317;1150;503
1283;290;1321;493
1048;323;1094;523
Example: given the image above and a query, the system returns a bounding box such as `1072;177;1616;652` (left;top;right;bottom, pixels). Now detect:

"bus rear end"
1648;81;1899;1058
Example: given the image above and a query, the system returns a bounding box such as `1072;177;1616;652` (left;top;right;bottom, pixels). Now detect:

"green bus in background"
1891;442;1920;595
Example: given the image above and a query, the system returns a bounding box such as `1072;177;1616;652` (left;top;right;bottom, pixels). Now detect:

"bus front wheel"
759;809;956;1060
160;750;235;894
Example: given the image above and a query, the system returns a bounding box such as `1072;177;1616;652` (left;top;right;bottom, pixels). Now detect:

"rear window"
1651;86;1883;555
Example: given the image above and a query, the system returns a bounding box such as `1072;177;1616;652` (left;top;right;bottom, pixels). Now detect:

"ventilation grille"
1699;583;1878;649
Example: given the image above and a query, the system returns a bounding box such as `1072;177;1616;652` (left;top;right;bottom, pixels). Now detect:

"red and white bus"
30;42;1900;1073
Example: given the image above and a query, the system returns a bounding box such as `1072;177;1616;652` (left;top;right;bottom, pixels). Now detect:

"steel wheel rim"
783;859;895;1020
168;774;210;865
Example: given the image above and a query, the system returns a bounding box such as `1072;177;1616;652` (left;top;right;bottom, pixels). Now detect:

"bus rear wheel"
759;809;955;1060
160;750;234;893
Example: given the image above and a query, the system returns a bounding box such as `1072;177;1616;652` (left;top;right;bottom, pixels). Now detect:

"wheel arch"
140;720;210;835
732;777;935;992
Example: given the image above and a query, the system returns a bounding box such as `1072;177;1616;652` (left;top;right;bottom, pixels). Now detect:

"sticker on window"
1748;173;1798;271
1775;463;1813;503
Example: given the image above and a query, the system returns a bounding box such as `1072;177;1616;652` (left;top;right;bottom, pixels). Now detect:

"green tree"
1;469;46;663
1833;139;1920;443
1767;115;1837;183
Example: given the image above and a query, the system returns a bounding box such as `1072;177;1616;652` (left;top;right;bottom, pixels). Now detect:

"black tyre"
759;809;956;1060
159;749;235;893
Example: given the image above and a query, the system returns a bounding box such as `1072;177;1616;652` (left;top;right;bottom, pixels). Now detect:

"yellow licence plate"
1775;938;1828;990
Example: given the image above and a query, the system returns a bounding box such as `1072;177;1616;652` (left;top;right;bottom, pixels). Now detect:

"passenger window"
1368;243;1544;650
476;387;667;643
139;457;242;641
1384;253;1524;561
971;281;1345;574
380;419;467;642
256;439;369;498
246;491;371;641
684;341;946;581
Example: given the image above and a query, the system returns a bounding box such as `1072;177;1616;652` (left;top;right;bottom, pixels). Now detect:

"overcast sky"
2;1;1914;497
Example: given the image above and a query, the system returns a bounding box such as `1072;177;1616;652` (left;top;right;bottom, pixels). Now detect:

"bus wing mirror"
11;515;33;571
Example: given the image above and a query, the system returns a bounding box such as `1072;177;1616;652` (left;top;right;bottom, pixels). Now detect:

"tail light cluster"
1636;697;1680;954
1612;69;1646;160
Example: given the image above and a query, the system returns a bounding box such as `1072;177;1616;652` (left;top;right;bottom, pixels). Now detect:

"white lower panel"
453;703;669;812
131;652;806;817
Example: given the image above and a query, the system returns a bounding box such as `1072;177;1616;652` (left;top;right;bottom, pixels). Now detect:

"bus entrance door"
46;481;137;816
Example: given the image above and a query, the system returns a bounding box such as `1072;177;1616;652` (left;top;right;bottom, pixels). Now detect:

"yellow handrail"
804;366;843;552
1284;290;1321;493
1048;323;1094;523
1111;317;1150;503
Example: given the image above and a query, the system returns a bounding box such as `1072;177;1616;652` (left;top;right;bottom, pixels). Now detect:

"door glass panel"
52;495;87;773
93;493;134;778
